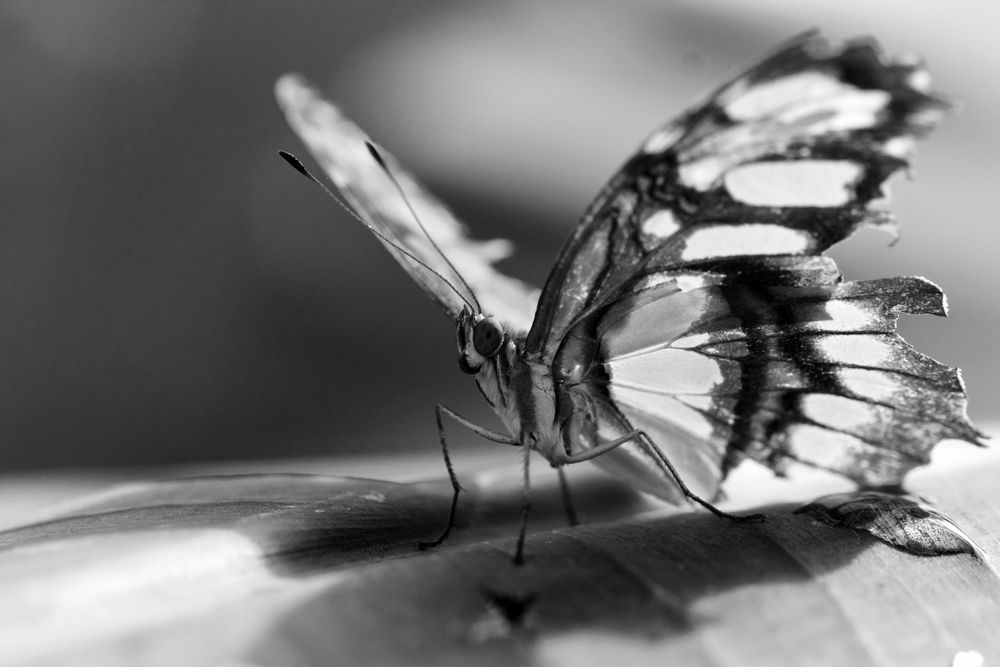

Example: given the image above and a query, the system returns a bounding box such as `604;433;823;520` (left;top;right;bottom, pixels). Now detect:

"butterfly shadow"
2;468;997;665
244;470;1000;664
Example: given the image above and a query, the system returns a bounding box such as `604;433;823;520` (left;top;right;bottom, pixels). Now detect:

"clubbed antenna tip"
278;150;312;179
275;145;478;312
361;139;481;311
365;141;388;171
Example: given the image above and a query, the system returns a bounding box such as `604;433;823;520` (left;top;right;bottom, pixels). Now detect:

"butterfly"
276;32;984;563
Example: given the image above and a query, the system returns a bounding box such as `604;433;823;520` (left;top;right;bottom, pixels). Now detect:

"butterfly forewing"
526;32;948;357
275;74;539;333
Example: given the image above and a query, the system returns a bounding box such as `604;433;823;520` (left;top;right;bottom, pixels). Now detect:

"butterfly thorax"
460;309;613;466
457;310;572;461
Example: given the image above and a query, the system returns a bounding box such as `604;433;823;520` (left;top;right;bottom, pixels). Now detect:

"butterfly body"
277;33;985;544
458;297;723;504
458;311;572;467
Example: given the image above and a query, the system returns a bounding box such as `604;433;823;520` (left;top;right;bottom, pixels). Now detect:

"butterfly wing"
562;262;983;502
526;32;946;355
276;74;539;333
537;33;983;501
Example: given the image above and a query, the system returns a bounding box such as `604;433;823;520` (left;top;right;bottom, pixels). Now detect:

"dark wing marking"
561;259;983;502
276;74;539;333
525;32;948;357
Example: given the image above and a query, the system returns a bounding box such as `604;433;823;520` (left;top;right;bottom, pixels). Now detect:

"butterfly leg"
643;437;764;523
556;467;580;527
561;431;763;522
559;430;644;463
419;404;518;551
513;440;532;565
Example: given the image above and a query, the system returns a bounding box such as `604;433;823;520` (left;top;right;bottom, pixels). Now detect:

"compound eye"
472;318;504;357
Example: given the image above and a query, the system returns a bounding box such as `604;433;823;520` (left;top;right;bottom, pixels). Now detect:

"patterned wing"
276;74;539;332
539;34;983;501
526;32;947;355
557;260;983;502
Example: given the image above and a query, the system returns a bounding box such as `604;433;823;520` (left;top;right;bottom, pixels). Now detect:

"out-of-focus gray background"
2;1;996;471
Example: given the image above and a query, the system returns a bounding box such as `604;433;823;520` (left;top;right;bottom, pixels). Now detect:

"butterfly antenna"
278;151;477;311
364;141;482;312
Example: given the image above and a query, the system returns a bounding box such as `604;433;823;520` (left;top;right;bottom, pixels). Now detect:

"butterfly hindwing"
578;262;983;499
275;75;538;333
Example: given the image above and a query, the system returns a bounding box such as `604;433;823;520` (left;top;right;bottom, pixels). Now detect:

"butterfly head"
456;309;505;374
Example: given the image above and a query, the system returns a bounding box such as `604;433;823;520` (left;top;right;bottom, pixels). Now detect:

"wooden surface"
1;441;998;666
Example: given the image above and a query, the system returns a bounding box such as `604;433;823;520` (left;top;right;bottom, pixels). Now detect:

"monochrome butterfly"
276;32;984;563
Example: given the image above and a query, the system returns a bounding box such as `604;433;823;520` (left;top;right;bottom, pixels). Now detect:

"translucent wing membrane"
526;32;949;355
276;75;539;333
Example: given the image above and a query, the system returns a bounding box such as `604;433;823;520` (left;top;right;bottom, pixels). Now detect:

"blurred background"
1;0;997;472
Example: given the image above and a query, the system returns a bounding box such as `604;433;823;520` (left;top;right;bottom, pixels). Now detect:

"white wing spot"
674;273;713;291
818;335;892;366
907;69;932;93
725;71;845;120
679;156;728;191
724;160;863;207
681;224;811;261
839;367;899;402
673;332;711;349
777;89;890;134
821;301;871;332
802;394;873;431
606;348;725;395
640;210;681;238
642;123;684;153
883;136;914;159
